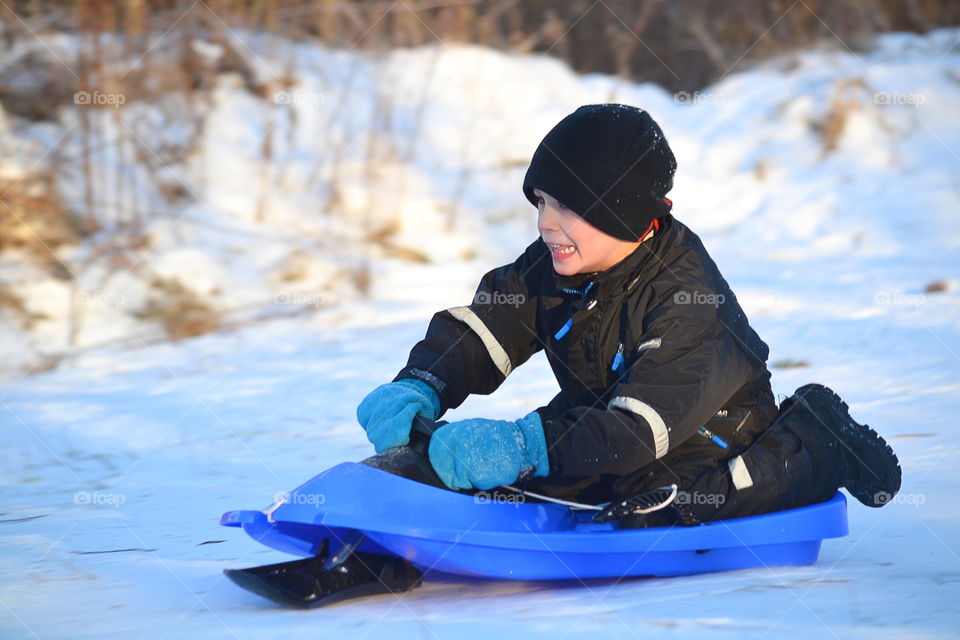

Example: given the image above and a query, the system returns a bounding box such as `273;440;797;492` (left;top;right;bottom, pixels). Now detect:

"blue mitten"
427;412;549;490
357;379;441;453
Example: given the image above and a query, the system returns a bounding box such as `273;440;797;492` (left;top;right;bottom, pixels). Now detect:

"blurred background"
2;0;958;376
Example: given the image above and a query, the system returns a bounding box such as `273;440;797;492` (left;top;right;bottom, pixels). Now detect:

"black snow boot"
784;384;902;508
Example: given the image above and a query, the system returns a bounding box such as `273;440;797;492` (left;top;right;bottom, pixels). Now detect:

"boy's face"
535;188;642;276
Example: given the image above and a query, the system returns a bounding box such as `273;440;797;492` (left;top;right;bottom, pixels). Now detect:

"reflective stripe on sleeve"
447;306;513;378
608;396;670;459
727;455;754;490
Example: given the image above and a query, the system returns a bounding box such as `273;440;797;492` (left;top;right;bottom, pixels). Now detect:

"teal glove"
357;379;441;453
427;412;549;490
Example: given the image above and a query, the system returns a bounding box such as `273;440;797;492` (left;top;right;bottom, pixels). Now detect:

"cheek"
561;216;589;246
588;235;618;256
567;226;603;258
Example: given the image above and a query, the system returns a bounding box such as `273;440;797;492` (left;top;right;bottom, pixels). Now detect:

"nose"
537;202;560;233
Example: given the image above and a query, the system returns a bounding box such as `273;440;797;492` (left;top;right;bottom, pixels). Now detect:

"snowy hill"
2;28;959;639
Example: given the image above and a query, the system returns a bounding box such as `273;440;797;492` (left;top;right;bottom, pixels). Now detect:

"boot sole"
793;384;902;508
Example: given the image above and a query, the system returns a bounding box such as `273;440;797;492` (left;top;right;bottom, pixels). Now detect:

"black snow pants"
631;395;846;526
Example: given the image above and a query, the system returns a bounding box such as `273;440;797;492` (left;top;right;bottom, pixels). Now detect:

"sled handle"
409;416;446;456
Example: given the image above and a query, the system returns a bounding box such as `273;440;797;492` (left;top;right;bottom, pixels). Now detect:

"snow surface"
2;28;960;639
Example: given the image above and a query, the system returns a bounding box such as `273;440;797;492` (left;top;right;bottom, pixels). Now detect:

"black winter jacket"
396;214;779;501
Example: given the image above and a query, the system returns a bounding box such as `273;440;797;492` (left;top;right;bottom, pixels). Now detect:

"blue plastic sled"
221;461;848;581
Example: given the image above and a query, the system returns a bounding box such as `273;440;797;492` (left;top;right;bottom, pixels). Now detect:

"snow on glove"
357;379;441;453
427;412;549;491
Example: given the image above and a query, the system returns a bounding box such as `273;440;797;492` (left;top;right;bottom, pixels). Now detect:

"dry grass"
3;1;955;97
0;287;35;329
135;277;221;341
0;176;85;274
816;79;868;155
771;358;812;370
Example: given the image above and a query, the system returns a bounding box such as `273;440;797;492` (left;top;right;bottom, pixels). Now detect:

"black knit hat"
522;104;677;242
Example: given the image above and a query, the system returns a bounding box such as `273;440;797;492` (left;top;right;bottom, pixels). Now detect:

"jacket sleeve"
395;239;550;414
539;283;758;477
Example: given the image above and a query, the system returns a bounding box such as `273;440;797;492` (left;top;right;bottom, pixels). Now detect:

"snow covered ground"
2;28;960;639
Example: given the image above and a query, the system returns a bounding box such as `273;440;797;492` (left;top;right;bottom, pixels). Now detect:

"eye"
556;201;568;211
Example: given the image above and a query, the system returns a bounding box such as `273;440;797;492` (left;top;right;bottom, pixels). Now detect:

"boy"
357;104;901;526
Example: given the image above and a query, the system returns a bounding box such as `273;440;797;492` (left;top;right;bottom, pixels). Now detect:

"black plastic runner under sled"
224;540;424;608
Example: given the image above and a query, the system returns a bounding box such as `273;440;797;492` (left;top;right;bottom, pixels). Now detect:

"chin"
552;261;581;276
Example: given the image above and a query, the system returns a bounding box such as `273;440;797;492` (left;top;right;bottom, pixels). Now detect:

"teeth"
549;244;575;255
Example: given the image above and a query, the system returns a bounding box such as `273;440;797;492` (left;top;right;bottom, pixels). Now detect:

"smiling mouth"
547;243;576;256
